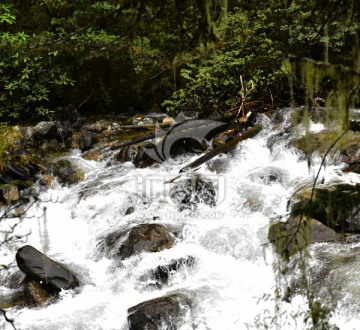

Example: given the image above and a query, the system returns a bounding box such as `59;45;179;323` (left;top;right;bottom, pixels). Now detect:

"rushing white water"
1;109;360;330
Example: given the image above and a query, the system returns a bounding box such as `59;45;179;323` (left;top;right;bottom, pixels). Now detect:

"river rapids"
1;108;360;330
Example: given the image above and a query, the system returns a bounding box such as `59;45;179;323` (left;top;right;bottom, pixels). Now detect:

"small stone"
125;207;135;215
162;116;175;125
3;185;20;202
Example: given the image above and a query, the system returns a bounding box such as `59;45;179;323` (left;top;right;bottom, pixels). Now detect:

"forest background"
0;0;359;124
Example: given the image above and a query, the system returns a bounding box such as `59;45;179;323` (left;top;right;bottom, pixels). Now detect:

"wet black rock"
128;293;191;330
115;145;140;163
170;175;216;211
6;162;30;181
119;224;175;260
79;132;97;152
152;256;196;286
16;245;79;293
133;144;157;168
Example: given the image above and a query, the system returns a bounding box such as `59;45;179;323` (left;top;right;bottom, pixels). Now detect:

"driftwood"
180;125;262;172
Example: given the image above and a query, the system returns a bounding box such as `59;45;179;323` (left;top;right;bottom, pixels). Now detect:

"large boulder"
119;224;175;260
128;293;191;330
16;245;79;293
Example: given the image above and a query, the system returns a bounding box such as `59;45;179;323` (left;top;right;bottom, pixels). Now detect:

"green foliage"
162;2;306;116
268;217;311;261
0;4;15;25
0;4;75;119
0;0;229;119
0;124;16;172
0;0;359;123
284;0;360;135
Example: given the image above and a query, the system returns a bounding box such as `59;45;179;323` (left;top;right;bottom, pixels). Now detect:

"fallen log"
109;110;244;151
110;133;155;150
180;125;262;172
116;122;173;130
110;120;230;152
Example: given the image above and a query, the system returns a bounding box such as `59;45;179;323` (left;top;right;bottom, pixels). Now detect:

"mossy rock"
291;184;360;234
289;130;360;159
82;150;101;161
291;184;314;202
268;216;340;260
52;159;84;185
103;224;175;260
119;224;175;260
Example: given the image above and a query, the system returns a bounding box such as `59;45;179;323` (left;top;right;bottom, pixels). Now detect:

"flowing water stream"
1;109;360;329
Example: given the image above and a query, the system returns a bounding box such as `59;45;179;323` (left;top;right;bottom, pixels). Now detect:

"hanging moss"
285;56;360;132
289;129;360;158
